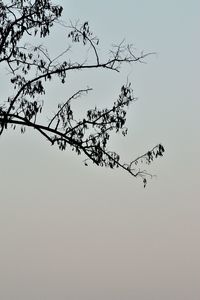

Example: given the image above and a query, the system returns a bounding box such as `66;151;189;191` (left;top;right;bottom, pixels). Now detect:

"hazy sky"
0;1;200;299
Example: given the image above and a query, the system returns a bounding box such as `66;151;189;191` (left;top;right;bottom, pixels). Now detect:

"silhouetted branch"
0;0;165;186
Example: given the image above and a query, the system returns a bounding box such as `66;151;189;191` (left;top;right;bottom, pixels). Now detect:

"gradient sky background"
0;0;200;299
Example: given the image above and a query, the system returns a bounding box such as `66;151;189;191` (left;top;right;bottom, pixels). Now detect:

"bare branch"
48;88;92;128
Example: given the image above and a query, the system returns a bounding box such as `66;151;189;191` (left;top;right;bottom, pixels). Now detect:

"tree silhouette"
0;0;164;187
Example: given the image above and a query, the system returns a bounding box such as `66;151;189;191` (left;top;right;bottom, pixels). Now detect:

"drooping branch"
0;1;165;186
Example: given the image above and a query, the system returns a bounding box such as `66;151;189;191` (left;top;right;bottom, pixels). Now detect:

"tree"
0;0;164;187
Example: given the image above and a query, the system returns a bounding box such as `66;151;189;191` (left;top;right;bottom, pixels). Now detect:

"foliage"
0;0;164;186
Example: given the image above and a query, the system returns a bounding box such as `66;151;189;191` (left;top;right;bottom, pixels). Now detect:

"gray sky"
0;0;200;299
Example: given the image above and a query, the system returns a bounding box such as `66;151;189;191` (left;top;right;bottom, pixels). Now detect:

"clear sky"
0;0;200;299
